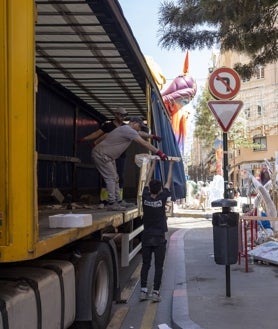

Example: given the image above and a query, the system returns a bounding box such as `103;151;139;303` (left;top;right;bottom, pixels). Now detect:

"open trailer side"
0;1;185;328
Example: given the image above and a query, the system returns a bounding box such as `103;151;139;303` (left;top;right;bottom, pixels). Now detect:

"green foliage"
228;119;255;149
194;87;221;148
158;0;278;78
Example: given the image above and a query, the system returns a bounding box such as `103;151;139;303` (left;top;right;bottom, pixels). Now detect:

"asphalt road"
108;216;205;329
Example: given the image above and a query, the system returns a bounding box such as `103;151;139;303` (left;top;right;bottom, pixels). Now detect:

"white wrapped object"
135;153;152;168
135;153;181;168
49;213;92;228
250;174;277;218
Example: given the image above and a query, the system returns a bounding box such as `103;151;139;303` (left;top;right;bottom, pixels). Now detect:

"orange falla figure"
215;145;223;176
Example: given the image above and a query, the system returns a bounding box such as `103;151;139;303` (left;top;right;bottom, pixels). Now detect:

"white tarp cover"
248;241;278;265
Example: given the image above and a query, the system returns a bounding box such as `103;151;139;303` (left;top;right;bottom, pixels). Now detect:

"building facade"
217;50;278;192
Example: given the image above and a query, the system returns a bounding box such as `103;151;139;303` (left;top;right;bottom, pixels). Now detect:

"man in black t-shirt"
140;158;174;302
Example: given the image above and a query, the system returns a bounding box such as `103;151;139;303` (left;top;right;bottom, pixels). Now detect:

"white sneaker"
150;290;161;302
139;290;149;301
98;203;105;209
107;203;126;211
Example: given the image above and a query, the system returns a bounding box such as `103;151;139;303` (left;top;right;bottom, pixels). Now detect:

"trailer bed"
35;205;140;258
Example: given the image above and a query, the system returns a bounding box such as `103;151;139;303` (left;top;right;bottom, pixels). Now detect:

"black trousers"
140;242;166;291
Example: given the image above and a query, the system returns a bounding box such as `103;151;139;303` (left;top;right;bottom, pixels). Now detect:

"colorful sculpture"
146;51;197;152
161;75;197;115
162;52;197;152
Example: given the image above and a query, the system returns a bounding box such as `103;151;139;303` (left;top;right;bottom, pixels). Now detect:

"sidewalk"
168;213;278;329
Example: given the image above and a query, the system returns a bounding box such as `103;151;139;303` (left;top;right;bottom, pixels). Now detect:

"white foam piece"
158;324;172;329
49;213;92;228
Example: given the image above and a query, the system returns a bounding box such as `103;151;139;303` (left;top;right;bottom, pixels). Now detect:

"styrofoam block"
49;213;92;228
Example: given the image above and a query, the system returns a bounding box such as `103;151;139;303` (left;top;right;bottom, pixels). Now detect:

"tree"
194;87;221;149
194;86;255;150
158;0;278;78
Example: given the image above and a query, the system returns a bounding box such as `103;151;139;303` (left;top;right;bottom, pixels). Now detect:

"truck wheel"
75;242;114;329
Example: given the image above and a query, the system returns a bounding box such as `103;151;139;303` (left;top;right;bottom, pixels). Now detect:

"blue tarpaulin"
151;92;186;201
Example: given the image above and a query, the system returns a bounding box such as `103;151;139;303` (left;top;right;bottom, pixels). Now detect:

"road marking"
106;306;129;329
140;301;158;329
109;259;161;329
121;262;141;302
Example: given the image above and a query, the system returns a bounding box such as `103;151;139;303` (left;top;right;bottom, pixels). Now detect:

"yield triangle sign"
207;100;243;132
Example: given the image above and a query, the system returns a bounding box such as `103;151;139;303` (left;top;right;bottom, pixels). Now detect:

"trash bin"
211;199;239;265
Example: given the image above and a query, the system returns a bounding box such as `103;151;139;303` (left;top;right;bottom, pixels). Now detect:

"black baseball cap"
113;107;128;116
129;117;147;129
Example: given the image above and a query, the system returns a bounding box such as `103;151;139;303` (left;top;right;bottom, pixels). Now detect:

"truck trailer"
0;1;186;328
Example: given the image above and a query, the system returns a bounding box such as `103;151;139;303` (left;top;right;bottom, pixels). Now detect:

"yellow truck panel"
0;0;36;260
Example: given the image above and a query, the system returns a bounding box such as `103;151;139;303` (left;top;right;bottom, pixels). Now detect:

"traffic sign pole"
207;67;242;196
208;67;242;298
223;132;229;197
223;131;231;298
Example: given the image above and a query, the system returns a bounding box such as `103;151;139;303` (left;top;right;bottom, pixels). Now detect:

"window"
257;105;262;116
245;108;250;118
253;136;267;151
256;66;265;79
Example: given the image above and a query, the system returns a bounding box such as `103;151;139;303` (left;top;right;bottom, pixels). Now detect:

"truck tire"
75;242;114;329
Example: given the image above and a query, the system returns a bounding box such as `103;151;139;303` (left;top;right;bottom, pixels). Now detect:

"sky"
118;0;213;95
118;0;214;153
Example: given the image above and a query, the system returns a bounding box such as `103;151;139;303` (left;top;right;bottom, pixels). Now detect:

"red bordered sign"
207;100;243;132
209;67;241;100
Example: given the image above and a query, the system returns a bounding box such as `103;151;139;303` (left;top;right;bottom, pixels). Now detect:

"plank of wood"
241;215;278;221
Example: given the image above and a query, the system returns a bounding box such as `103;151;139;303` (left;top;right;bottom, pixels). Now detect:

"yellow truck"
0;1;185;328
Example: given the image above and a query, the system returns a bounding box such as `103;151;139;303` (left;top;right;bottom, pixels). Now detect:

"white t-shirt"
93;124;139;159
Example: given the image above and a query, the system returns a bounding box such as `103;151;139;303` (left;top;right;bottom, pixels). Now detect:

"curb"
169;229;204;329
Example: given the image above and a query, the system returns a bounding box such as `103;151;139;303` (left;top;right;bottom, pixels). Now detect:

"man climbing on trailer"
92;117;168;211
80;107;129;208
80;107;162;208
